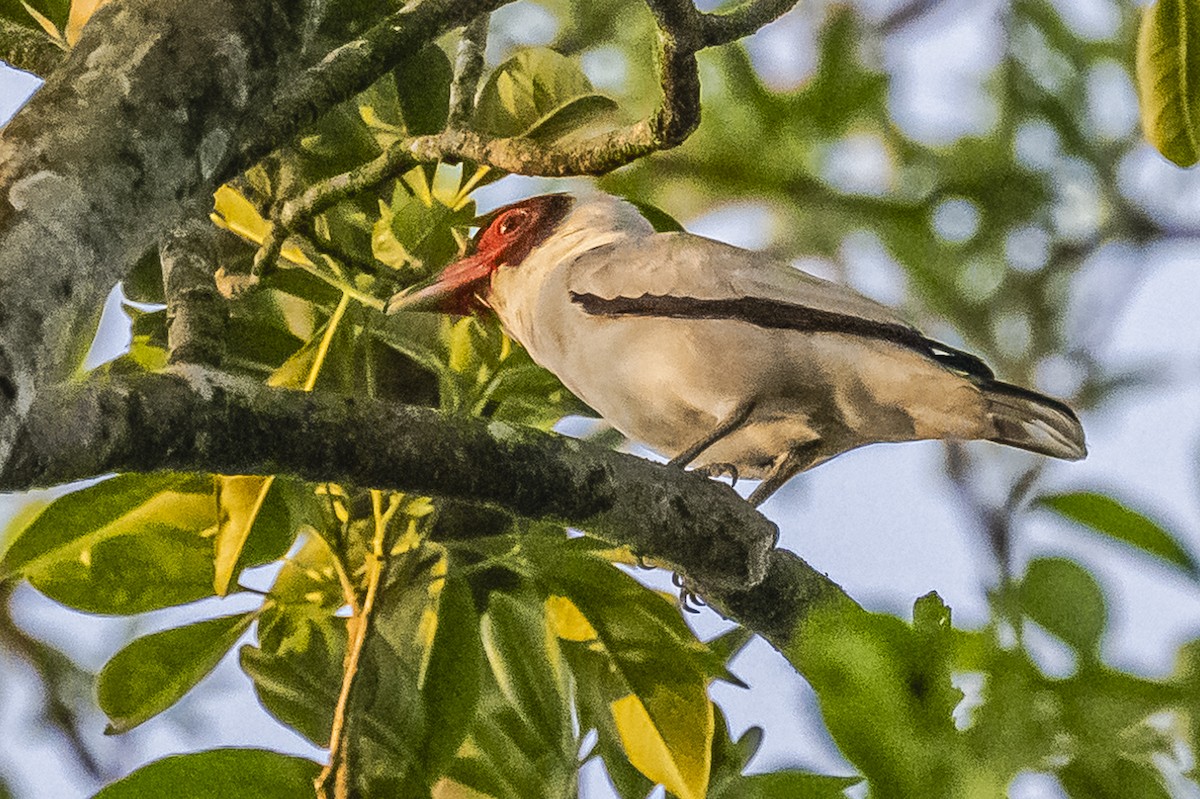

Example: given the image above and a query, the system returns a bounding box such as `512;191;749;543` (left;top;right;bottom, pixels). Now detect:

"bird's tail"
981;381;1087;460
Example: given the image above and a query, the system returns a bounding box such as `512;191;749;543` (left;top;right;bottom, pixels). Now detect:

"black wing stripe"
569;292;995;380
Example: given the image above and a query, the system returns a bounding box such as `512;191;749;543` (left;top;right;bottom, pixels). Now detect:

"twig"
697;0;798;46
878;0;951;34
0;583;108;782
276;0;801;241
234;0;517;177
316;490;398;799
447;14;490;128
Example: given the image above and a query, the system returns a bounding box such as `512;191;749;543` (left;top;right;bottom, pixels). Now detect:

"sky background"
2;1;1200;798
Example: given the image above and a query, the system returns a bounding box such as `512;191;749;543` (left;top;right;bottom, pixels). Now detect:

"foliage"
1;1;1198;799
1136;0;1200;166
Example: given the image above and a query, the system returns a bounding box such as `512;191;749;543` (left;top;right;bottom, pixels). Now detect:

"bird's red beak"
385;252;494;315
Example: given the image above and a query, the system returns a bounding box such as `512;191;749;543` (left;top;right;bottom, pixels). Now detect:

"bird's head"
386;192;652;315
385;193;575;315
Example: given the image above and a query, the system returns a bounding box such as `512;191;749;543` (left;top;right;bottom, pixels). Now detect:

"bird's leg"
746;441;822;506
668;401;756;469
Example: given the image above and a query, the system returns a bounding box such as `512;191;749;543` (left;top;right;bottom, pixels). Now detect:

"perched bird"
387;192;1086;505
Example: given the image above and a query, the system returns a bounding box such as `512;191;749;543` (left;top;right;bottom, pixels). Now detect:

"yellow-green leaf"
213;475;275;595
20;1;62;42
611;683;714;799
65;0;108;45
0;474;219;614
98;612;256;733
1136;0;1200;166
90;749;319;799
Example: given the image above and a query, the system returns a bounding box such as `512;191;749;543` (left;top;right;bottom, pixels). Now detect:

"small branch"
280;147;416;230
877;0;948;34
160;216;226;366
447;14;490;129
697;0;798;47
233;0;517;178
316;491;392;799
0;583;108;782
272;0;800;254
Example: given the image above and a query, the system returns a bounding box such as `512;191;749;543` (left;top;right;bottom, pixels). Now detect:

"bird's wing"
565;232;910;326
565;232;994;379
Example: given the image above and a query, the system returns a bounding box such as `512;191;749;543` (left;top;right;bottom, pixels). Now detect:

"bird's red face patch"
472;193;573;272
386;194;572;316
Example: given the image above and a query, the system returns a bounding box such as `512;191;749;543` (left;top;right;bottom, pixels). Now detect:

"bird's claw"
695;462;739;486
672;572;706;614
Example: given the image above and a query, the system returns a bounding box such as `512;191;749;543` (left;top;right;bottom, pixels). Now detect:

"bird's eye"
498;211;527;236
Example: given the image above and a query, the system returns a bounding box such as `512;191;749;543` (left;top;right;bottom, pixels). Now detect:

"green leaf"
1058;755;1173;799
1037;492;1198;578
374;183;475;273
240;619;345;747
480;592;570;741
1136;0;1200;166
474;47;614;140
1;474;219;614
522;93;620;143
212;475;296;596
393;42;454;136
627;199;685;233
89;749;320;799
529;545;718;799
123;247;166;304
296;104;381;180
421;574;483;778
98;612;256;734
241;535;348;746
792;604;962;795
449;697;573;799
1018;557;1107;656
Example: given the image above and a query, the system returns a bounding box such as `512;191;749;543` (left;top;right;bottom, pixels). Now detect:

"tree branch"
2;368;826;597
0;368;857;650
697;0;797;47
0;0;510;474
447;13;490;129
161;216;226;366
231;0;516;178
0;583;108;783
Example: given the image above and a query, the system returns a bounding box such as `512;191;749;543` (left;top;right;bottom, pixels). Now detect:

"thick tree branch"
0;0;293;471
0;368;857;648
0;0;511;474
0;370;776;592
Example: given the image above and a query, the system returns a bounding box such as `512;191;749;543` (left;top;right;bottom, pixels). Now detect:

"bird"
386;192;1086;506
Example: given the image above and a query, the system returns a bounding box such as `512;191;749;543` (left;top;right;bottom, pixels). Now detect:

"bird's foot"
671;572;706;614
694;462;739;486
